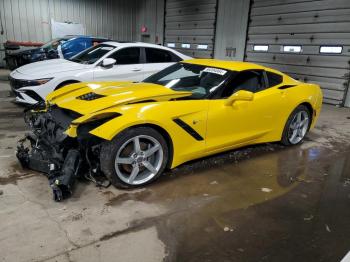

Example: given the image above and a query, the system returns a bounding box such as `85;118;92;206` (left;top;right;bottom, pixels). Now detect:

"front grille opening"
50;106;82;129
24;90;44;103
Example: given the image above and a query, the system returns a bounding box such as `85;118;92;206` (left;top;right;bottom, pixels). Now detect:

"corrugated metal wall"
164;0;218;58
214;0;250;61
0;0;165;67
136;0;164;44
245;0;350;106
0;0;138;42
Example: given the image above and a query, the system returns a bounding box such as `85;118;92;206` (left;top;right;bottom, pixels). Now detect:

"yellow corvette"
17;59;322;201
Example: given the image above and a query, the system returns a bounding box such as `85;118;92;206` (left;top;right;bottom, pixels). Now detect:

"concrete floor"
0;69;350;262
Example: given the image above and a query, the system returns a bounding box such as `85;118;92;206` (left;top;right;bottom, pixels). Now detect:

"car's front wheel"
100;127;169;188
281;105;311;146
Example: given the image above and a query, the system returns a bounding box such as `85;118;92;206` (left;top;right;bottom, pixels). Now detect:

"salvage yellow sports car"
17;59;322;201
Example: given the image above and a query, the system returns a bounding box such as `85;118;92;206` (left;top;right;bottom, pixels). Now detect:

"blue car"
5;35;109;70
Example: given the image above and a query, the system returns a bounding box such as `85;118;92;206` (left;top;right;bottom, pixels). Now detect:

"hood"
47;81;192;115
15;59;88;76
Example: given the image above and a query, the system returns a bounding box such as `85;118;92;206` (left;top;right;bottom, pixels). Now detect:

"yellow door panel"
206;87;287;153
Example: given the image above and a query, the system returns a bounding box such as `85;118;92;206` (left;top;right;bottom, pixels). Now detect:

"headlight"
26;78;53;86
10;77;53;89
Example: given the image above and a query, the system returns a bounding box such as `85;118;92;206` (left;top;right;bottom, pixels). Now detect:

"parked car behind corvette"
5;35;108;70
9;42;191;105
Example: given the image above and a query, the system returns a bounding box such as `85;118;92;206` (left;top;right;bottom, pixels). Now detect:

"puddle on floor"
110;144;350;262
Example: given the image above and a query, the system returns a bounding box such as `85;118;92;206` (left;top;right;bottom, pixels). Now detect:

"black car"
4;36;108;70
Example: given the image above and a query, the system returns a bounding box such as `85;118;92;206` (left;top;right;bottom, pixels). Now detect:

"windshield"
69;44;115;64
143;63;233;99
41;38;68;50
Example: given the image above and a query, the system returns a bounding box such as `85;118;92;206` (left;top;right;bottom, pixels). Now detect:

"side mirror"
225;90;254;106
101;58;116;68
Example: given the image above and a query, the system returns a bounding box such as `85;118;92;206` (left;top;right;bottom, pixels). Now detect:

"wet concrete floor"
0;69;350;262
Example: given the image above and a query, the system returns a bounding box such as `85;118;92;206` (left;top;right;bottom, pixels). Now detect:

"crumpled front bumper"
17;135;81;201
16;104;108;201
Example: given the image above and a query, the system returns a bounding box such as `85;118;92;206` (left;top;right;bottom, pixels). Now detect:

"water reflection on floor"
113;143;350;262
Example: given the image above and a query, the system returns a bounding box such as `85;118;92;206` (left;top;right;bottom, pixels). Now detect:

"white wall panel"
214;0;250;61
0;0;146;66
164;0;217;58
136;0;164;44
245;0;350;107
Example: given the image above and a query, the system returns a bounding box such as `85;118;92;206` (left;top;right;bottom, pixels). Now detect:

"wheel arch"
280;101;315;142
55;80;80;90
299;102;314;130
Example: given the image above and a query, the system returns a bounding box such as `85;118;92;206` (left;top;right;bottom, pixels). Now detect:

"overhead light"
167;43;175;48
253;45;269;52
320;46;342;54
197;44;208;50
181;43;191;48
283;45;302;53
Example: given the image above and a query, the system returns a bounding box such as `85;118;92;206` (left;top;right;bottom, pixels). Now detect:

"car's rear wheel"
100;127;169;188
281;105;311;146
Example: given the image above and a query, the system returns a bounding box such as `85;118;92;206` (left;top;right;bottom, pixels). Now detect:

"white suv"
9;42;191;105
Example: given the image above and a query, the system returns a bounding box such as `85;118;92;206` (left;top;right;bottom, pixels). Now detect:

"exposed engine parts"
16;104;110;201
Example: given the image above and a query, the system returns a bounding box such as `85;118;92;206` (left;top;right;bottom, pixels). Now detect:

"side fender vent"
278;85;296;90
173;118;204;141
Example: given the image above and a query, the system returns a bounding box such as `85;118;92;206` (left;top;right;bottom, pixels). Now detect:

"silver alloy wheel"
288;110;310;144
114;135;163;185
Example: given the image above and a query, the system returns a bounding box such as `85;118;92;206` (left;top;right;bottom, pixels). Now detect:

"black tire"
100;127;169;189
281;105;311;146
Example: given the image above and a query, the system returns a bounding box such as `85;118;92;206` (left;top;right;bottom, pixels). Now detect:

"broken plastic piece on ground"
49;149;81;201
303;215;314;221
261;187;273;193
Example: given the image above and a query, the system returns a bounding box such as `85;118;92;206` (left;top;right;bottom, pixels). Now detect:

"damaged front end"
16;102;109;201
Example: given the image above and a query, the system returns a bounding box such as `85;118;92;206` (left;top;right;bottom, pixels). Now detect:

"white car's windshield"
69;44;116;64
143;63;233;99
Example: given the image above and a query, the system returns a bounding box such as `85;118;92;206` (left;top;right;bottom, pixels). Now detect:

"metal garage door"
164;0;217;58
245;0;350;106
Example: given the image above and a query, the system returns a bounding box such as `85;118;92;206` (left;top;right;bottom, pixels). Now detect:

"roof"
182;59;266;71
102;41;168;49
100;41;192;59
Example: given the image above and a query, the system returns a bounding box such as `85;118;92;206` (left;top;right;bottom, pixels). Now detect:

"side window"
145;48;181;63
266;71;283;88
109;47;141;65
221;70;265;98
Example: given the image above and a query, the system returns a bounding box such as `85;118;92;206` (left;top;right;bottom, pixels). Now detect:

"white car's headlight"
25;78;53;86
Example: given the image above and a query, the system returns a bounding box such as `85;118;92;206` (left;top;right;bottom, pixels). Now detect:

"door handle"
131;68;142;71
